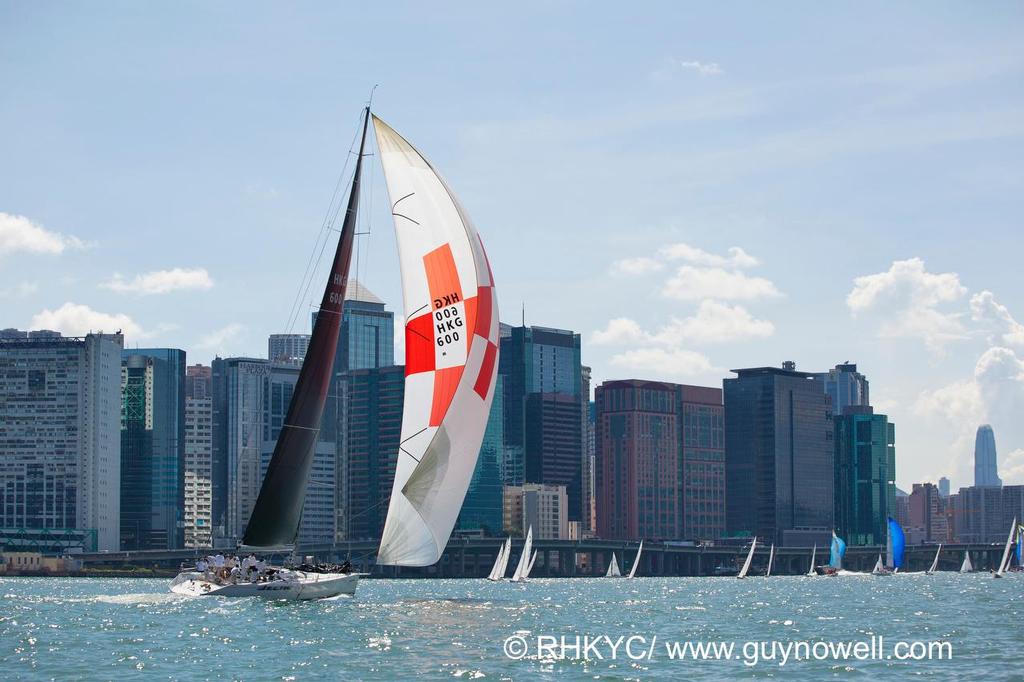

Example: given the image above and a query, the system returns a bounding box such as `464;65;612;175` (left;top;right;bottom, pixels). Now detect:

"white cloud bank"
30;302;143;338
593;301;774;346
196;323;245;351
0;212;85;256
102;267;214;295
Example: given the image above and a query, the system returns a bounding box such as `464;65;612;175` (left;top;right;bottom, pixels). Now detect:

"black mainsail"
242;108;369;548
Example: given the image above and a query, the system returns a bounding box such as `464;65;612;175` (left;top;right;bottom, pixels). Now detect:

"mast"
242;108;370;549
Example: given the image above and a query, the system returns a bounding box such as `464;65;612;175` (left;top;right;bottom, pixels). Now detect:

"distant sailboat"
926;544;942;575
510;527;534;583
606;553;621;578
871;553;885;576
825;531;846;576
486;537;511;581
994;516;1018;578
525;550;538;579
806;545;817;577
737;538;757;579
959;551;974;574
627;540;644;579
765;544;775;577
884;517;905;574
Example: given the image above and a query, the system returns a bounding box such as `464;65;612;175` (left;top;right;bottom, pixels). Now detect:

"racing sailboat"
737;537;757;579
994;517;1018;578
925;544;942;575
627;540;644;579
606;553;621;577
765;544;775;577
486;537;512;581
959;551;974;573
806;545;817;576
824;531;845;576
510;527;534;583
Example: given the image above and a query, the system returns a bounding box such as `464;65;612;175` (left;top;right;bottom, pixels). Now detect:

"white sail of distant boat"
487;537;511;581
994;516;1017;578
960;551;973;573
737;538;757;579
766;544;775;577
606;553;621;577
374;115;501;567
626;540;644;579
871;554;884;575
510;527;533;583
525;550;538;578
926;544;942;575
806;545;817;576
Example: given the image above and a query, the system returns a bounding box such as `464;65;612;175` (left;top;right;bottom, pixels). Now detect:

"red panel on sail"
430;366;463;426
474;341;497;399
405;313;435;376
473;286;492;339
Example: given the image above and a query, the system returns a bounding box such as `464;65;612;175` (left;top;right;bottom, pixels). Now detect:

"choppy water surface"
1;573;1020;679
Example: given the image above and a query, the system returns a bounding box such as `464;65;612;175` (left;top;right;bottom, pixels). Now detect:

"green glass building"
833;406;896;546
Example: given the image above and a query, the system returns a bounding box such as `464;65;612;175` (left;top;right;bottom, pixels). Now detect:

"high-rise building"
457;374;504;535
336;365;405;541
499;324;582;517
314;280;395;375
814;362;869;414
524;393;582;524
595;380;725;542
974;424;1002;487
952;484;1023;543
908;482;947;543
220;358;336;545
833;406;896;546
503;484;568;539
183;365;213;548
210;357;230;543
585;400;596;536
120;349;186;550
0;330;123;551
267;334;310;366
938;477;950;497
580;365;594;536
725;363;834;546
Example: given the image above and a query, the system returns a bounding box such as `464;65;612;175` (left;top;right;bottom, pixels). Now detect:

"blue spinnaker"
888;517;906;569
1016;524;1023;567
829;532;846;569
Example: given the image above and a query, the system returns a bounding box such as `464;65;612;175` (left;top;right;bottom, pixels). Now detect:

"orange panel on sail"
405;313;435;376
423;244;464;307
430;366;464;426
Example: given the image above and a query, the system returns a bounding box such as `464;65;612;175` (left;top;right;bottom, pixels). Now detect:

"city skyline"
2;3;1023;493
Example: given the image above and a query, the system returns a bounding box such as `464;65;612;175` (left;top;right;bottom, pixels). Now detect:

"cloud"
662;266;781;301
30;302;143;338
609;347;718;377
196;323;245;351
652;59;724;80
592;301;774;346
101;267;214;295
0;212;85;256
970;290;1024;347
0;281;39;298
610;256;665;276
847;258;967;351
659;244;758;268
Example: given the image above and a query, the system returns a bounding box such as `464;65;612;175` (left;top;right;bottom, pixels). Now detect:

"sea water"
0;573;1020;679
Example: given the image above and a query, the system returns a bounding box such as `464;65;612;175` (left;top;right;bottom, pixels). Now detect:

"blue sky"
2;2;1023;490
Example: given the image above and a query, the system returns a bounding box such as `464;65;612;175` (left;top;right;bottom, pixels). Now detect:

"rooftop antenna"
521;301;525;328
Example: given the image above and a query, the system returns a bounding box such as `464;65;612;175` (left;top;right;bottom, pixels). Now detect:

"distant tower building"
336;365;405;540
938;477;950;497
0;330;123;552
580;366;594;536
833;406;896;546
725;363;834;547
504;484;569;540
313;279;394;373
120;349;186;550
814;362;869;414
908;482;948;544
267;334;310;366
457;374;505;535
974;425;1002;487
183;365;213;548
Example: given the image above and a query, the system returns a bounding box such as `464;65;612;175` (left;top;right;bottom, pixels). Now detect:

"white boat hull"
169;570;361;600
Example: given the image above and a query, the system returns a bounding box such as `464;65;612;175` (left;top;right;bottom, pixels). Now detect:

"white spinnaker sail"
627;540;643;579
807;545;817;576
487;537;511;581
766;544;775;577
927;544;941;574
511;527;533;582
960;551;973;573
606;554;621;577
737;538;757;579
373;116;500;566
995;517;1017;577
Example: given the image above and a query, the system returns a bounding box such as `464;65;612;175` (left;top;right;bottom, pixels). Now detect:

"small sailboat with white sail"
806;545;817;577
765;544;775;577
737;537;757;579
871;553;887;576
959;550;974;574
925;544;942;575
994;517;1018;578
510;527;534;583
627;540;644;579
525;549;538;578
606;553;622;577
486;537;512;581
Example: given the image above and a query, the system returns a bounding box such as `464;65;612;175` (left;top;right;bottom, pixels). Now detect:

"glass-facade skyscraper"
833;406;895;546
974;424;1002;487
120;348;186;551
457;374;505;535
724;363;834;547
814;362;869;414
